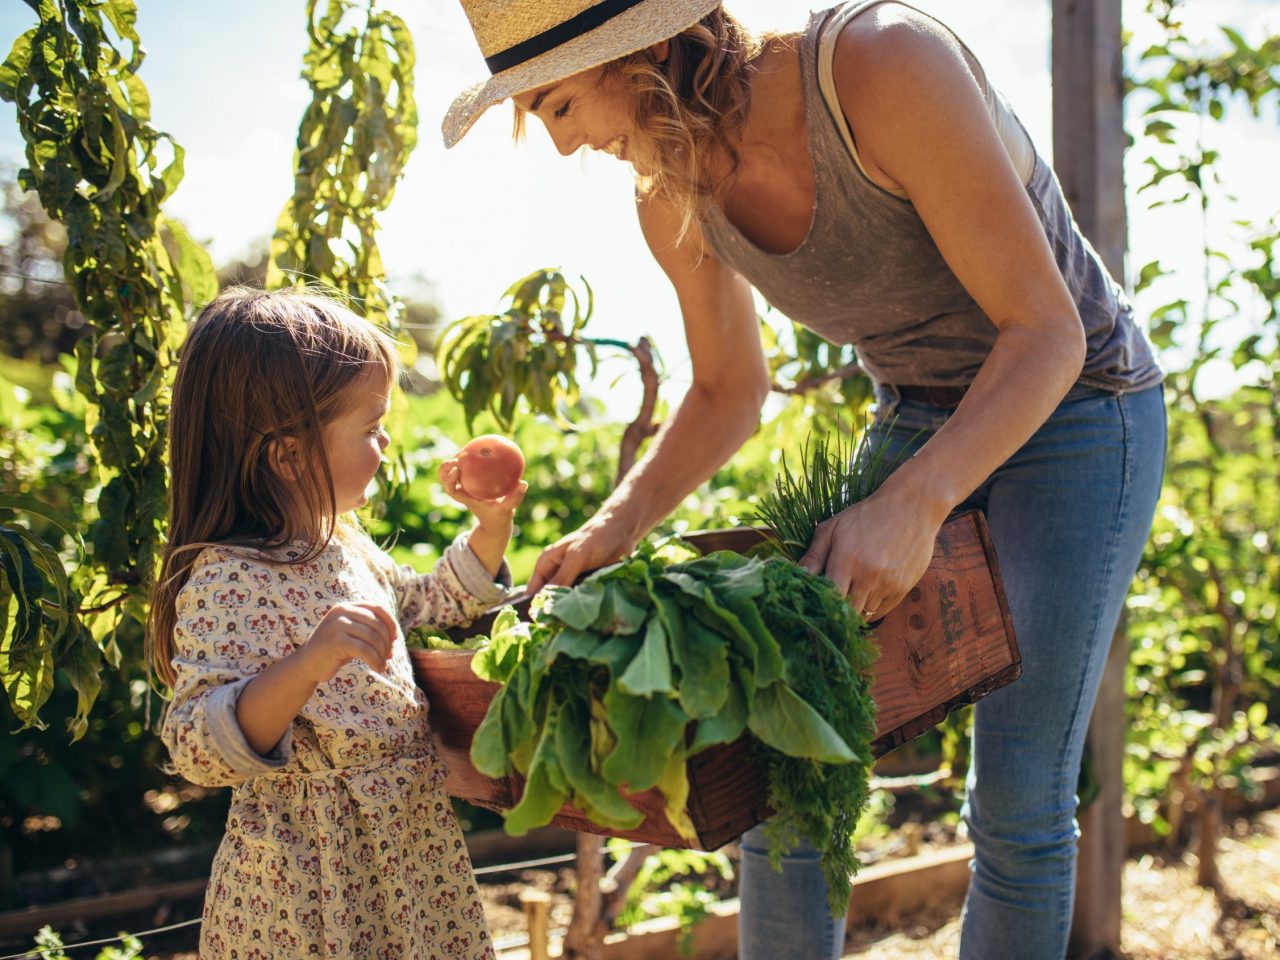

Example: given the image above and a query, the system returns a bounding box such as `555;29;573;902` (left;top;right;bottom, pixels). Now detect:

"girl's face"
514;66;638;162
322;367;392;515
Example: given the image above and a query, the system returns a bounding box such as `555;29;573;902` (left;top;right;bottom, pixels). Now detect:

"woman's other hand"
797;485;943;621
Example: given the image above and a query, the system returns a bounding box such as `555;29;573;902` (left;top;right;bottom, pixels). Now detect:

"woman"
444;2;1165;957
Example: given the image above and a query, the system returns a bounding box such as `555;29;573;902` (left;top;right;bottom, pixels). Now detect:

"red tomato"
457;435;525;501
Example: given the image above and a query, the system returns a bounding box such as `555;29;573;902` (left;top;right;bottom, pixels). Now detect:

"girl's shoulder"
180;539;320;593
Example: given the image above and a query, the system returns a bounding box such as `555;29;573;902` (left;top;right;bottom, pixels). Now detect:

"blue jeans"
738;383;1167;960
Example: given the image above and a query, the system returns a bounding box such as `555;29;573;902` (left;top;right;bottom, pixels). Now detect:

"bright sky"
2;0;1277;410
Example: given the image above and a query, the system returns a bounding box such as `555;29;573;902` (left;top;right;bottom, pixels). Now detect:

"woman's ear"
267;435;302;481
649;38;671;63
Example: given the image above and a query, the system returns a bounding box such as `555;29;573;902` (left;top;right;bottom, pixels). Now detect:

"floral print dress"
161;529;510;960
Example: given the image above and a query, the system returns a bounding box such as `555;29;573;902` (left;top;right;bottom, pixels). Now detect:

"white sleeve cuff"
205;677;293;775
445;534;514;605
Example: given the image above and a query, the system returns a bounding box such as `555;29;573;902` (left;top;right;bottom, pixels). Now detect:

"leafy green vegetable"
747;682;860;763
753;559;878;914
470;607;529;681
467;541;877;912
617;616;674;698
405;629;486;652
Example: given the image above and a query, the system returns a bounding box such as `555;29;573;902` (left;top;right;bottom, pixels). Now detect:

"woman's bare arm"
528;194;770;590
804;5;1086;617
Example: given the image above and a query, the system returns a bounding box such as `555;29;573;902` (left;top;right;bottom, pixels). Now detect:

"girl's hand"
439;460;526;579
438;459;528;526
529;513;637;593
797;489;942;621
297;602;399;684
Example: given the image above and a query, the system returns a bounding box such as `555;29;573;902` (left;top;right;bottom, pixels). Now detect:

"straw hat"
444;0;723;148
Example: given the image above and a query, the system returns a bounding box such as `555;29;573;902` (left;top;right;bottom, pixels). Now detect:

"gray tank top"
700;2;1163;393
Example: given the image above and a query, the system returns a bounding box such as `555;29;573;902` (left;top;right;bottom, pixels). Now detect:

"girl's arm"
805;5;1087;618
162;556;398;781
527;196;771;591
376;465;523;634
235;602;397;756
438;461;527;578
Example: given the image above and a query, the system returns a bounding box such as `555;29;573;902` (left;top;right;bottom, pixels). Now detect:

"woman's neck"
717;35;805;187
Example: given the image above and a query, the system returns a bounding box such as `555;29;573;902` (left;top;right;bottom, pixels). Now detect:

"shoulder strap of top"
813;0;1034;198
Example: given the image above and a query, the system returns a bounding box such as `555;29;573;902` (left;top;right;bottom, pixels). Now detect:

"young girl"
152;288;524;960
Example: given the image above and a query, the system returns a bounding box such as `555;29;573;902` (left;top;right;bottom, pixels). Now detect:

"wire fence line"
0;843;634;958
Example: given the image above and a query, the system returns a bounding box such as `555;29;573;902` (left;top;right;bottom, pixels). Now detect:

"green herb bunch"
468;542;876;912
753;559;878;913
752;422;903;561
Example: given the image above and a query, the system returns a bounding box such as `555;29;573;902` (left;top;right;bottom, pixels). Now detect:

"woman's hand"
797;486;943;621
297;602;400;683
439;459;528;578
528;513;637;593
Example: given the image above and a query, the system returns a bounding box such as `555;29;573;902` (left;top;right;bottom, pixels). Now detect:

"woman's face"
514;66;637;162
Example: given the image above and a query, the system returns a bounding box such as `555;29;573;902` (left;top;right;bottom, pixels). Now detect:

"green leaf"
689;681;747;756
59;628;103;742
586;633;642;678
541;626;599;667
600;683;687;791
617;615;673;698
0;528;45;654
748;683;860;764
716;592;784;688
471;685;512;777
161;214;217;307
101;0;141;50
0;494;82;547
0;29;37;103
470;606;526;682
504;705;569;836
555;699;644;830
668;614;730;720
541;581;605;630
593;583;650;635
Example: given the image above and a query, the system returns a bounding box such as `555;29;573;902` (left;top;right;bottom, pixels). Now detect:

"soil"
841;809;1280;959
11;811;1278;959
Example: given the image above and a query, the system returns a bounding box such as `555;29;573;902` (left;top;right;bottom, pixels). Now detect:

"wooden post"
520;889;552;960
1052;1;1128;957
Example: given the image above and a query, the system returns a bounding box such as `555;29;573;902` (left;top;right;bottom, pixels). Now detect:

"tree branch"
770;360;866;395
600;844;658;928
615;337;660;486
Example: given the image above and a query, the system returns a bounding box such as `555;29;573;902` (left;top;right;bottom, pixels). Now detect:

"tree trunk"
1196;787;1223;890
563;835;606;960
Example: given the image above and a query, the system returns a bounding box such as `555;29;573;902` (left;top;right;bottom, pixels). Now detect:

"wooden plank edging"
496;844;976;960
0;878;208;939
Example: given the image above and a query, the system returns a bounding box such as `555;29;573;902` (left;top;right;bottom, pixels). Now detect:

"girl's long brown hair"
514;7;760;243
147;288;398;689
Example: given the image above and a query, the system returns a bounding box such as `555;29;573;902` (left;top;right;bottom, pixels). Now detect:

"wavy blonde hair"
515;7;761;242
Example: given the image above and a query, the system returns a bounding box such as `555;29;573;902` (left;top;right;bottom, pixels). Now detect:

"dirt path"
843;809;1280;959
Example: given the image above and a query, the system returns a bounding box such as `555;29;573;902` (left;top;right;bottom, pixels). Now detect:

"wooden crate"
409;509;1019;850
